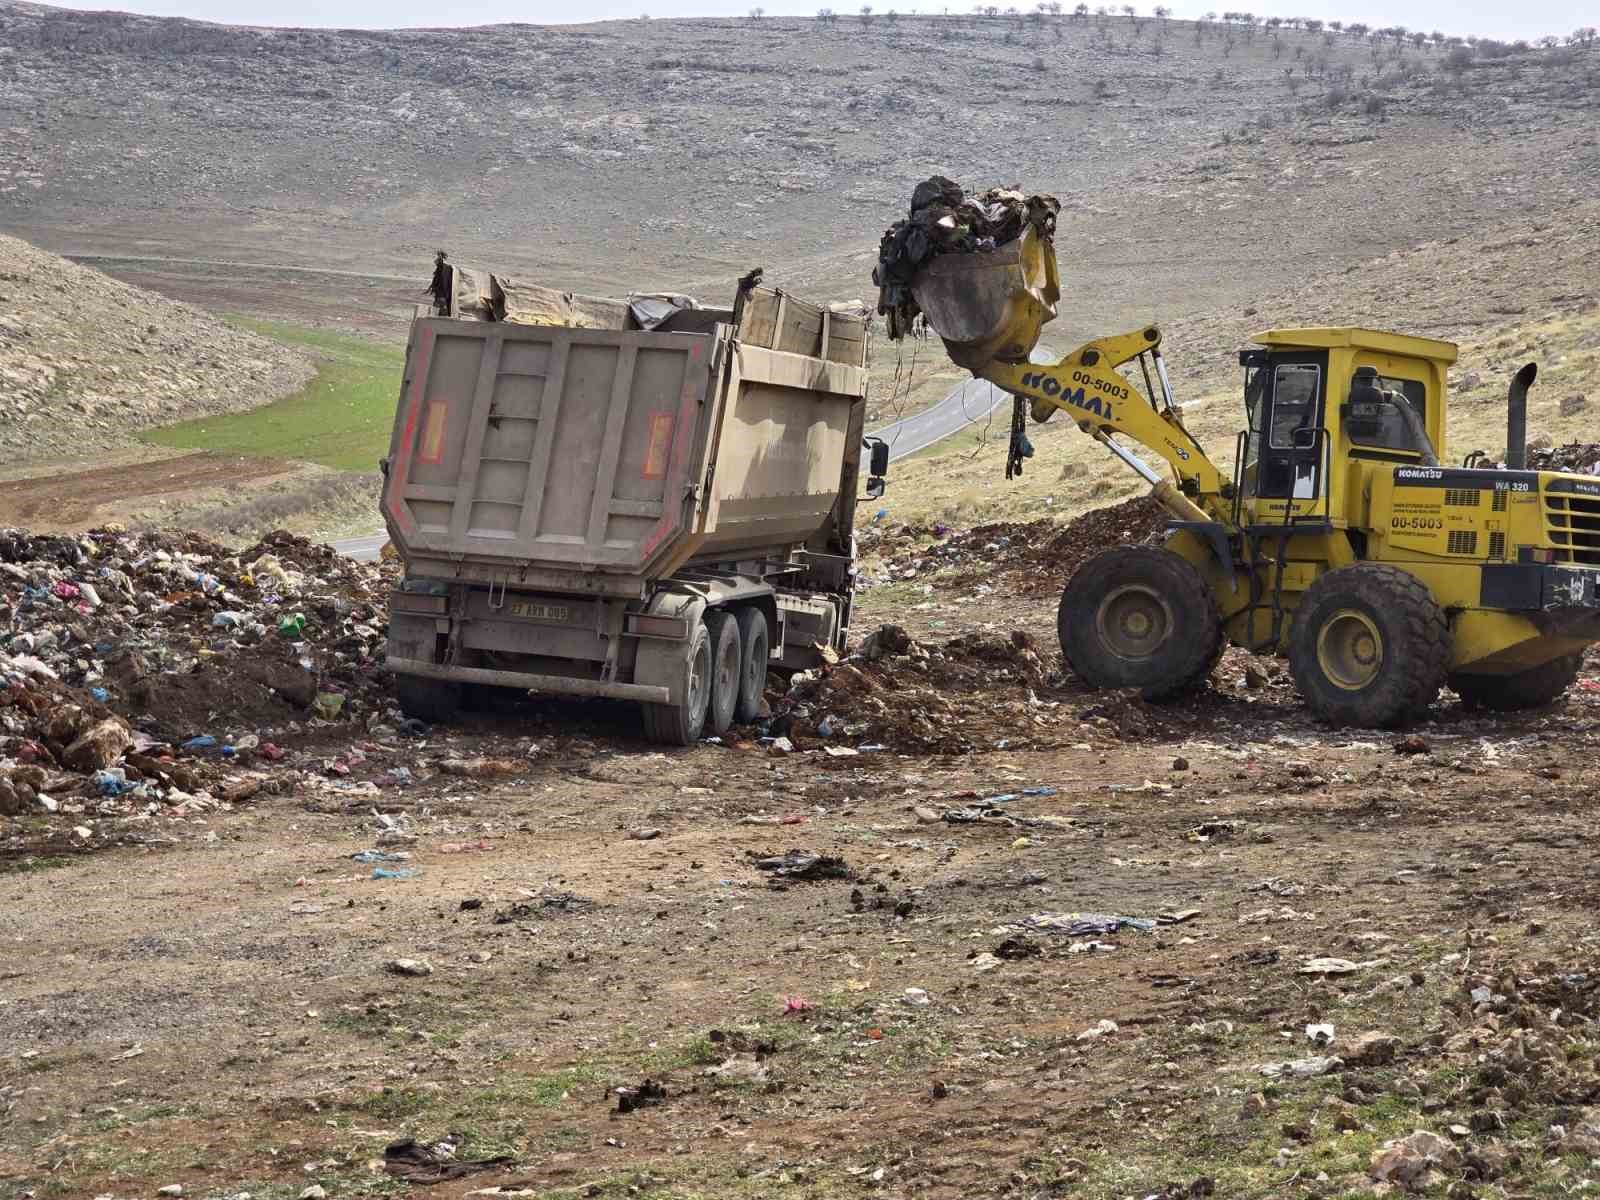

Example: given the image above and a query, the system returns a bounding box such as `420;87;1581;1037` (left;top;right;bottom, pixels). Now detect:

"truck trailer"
381;269;884;744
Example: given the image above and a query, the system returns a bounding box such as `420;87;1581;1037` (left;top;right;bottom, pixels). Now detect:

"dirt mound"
874;496;1166;595
0;234;311;463
774;621;1231;753
777;627;1056;753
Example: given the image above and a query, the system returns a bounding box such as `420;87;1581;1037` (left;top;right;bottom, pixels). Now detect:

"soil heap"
0;234;311;462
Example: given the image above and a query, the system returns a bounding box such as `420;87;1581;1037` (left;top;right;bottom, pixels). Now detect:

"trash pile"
870;496;1165;596
1527;441;1600;475
873;175;1060;340
0;526;394;739
0;526;397;852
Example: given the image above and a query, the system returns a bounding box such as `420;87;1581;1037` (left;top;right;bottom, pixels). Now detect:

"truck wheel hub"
1318;609;1383;690
1096;585;1172;660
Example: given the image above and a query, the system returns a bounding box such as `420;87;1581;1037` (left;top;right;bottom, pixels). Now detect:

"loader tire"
1288;563;1449;728
1449;654;1581;712
394;674;462;725
642;619;712;746
733;606;770;724
1058;545;1223;700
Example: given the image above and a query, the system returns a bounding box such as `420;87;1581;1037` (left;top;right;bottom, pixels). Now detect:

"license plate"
508;600;571;623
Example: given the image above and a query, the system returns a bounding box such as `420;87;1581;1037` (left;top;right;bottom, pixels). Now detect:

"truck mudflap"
387;657;671;705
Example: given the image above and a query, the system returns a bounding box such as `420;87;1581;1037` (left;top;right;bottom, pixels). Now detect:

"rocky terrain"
0;235;311;461
0;2;1595;344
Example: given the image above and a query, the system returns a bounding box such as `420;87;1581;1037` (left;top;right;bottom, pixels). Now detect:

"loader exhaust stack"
1506;361;1538;470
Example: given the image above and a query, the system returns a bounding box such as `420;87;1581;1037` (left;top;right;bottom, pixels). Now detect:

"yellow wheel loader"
906;225;1598;726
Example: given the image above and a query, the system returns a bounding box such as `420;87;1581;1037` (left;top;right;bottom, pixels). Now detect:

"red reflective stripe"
385;325;435;537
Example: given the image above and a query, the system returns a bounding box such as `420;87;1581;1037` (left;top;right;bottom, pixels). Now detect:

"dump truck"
381;268;885;744
883;181;1600;726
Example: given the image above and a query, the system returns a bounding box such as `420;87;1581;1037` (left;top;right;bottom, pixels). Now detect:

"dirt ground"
6;526;1600;1199
0;450;312;532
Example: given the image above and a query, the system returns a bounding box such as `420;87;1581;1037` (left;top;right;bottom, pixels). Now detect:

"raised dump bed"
382;267;885;744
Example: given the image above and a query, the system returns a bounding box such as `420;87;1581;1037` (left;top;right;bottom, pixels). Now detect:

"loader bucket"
911;224;1060;372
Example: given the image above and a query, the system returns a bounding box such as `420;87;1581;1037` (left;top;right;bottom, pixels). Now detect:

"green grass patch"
352;1085;435;1119
144;318;404;472
528;1064;604;1106
0;854;75;875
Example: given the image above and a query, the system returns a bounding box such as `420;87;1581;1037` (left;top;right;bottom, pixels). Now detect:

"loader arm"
976;325;1228;522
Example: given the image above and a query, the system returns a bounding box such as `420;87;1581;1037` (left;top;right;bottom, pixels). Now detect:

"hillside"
0;1;1595;348
0;234;311;462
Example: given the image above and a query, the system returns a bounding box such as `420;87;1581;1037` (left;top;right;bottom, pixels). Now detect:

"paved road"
332;345;1054;561
333;531;390;561
873;342;1056;463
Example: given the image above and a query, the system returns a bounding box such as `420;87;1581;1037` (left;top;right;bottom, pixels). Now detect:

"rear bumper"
1483;563;1600;610
387;656;670;704
1481;563;1600;639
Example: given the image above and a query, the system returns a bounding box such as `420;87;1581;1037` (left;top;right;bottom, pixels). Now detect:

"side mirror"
865;476;886;501
867;437;890;478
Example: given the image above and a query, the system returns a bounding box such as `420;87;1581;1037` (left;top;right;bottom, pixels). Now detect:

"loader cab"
1240;349;1329;515
1238;328;1457;528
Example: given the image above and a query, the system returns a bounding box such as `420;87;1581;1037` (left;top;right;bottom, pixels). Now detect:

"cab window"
1268;364;1322;448
1347;375;1428;455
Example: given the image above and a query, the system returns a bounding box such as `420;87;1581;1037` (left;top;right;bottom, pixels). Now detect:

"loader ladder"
1231;426;1335;654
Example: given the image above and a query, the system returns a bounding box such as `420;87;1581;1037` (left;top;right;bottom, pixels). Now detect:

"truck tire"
1288;563;1449;728
642;619;712;746
1449;654;1581;711
704;610;741;736
1058;545;1223;700
394;674;462;724
733;606;770;724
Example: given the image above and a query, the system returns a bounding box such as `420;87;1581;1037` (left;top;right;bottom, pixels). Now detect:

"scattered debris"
1369;1129;1460;1188
614;1078;668;1114
1017;911;1159;936
383;1135;515;1183
1258;1055;1343;1079
1299;956;1384;975
752;850;852;881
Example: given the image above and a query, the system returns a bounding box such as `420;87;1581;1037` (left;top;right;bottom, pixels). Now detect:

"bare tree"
859;3;873;22
748;5;765;17
817;6;835;20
